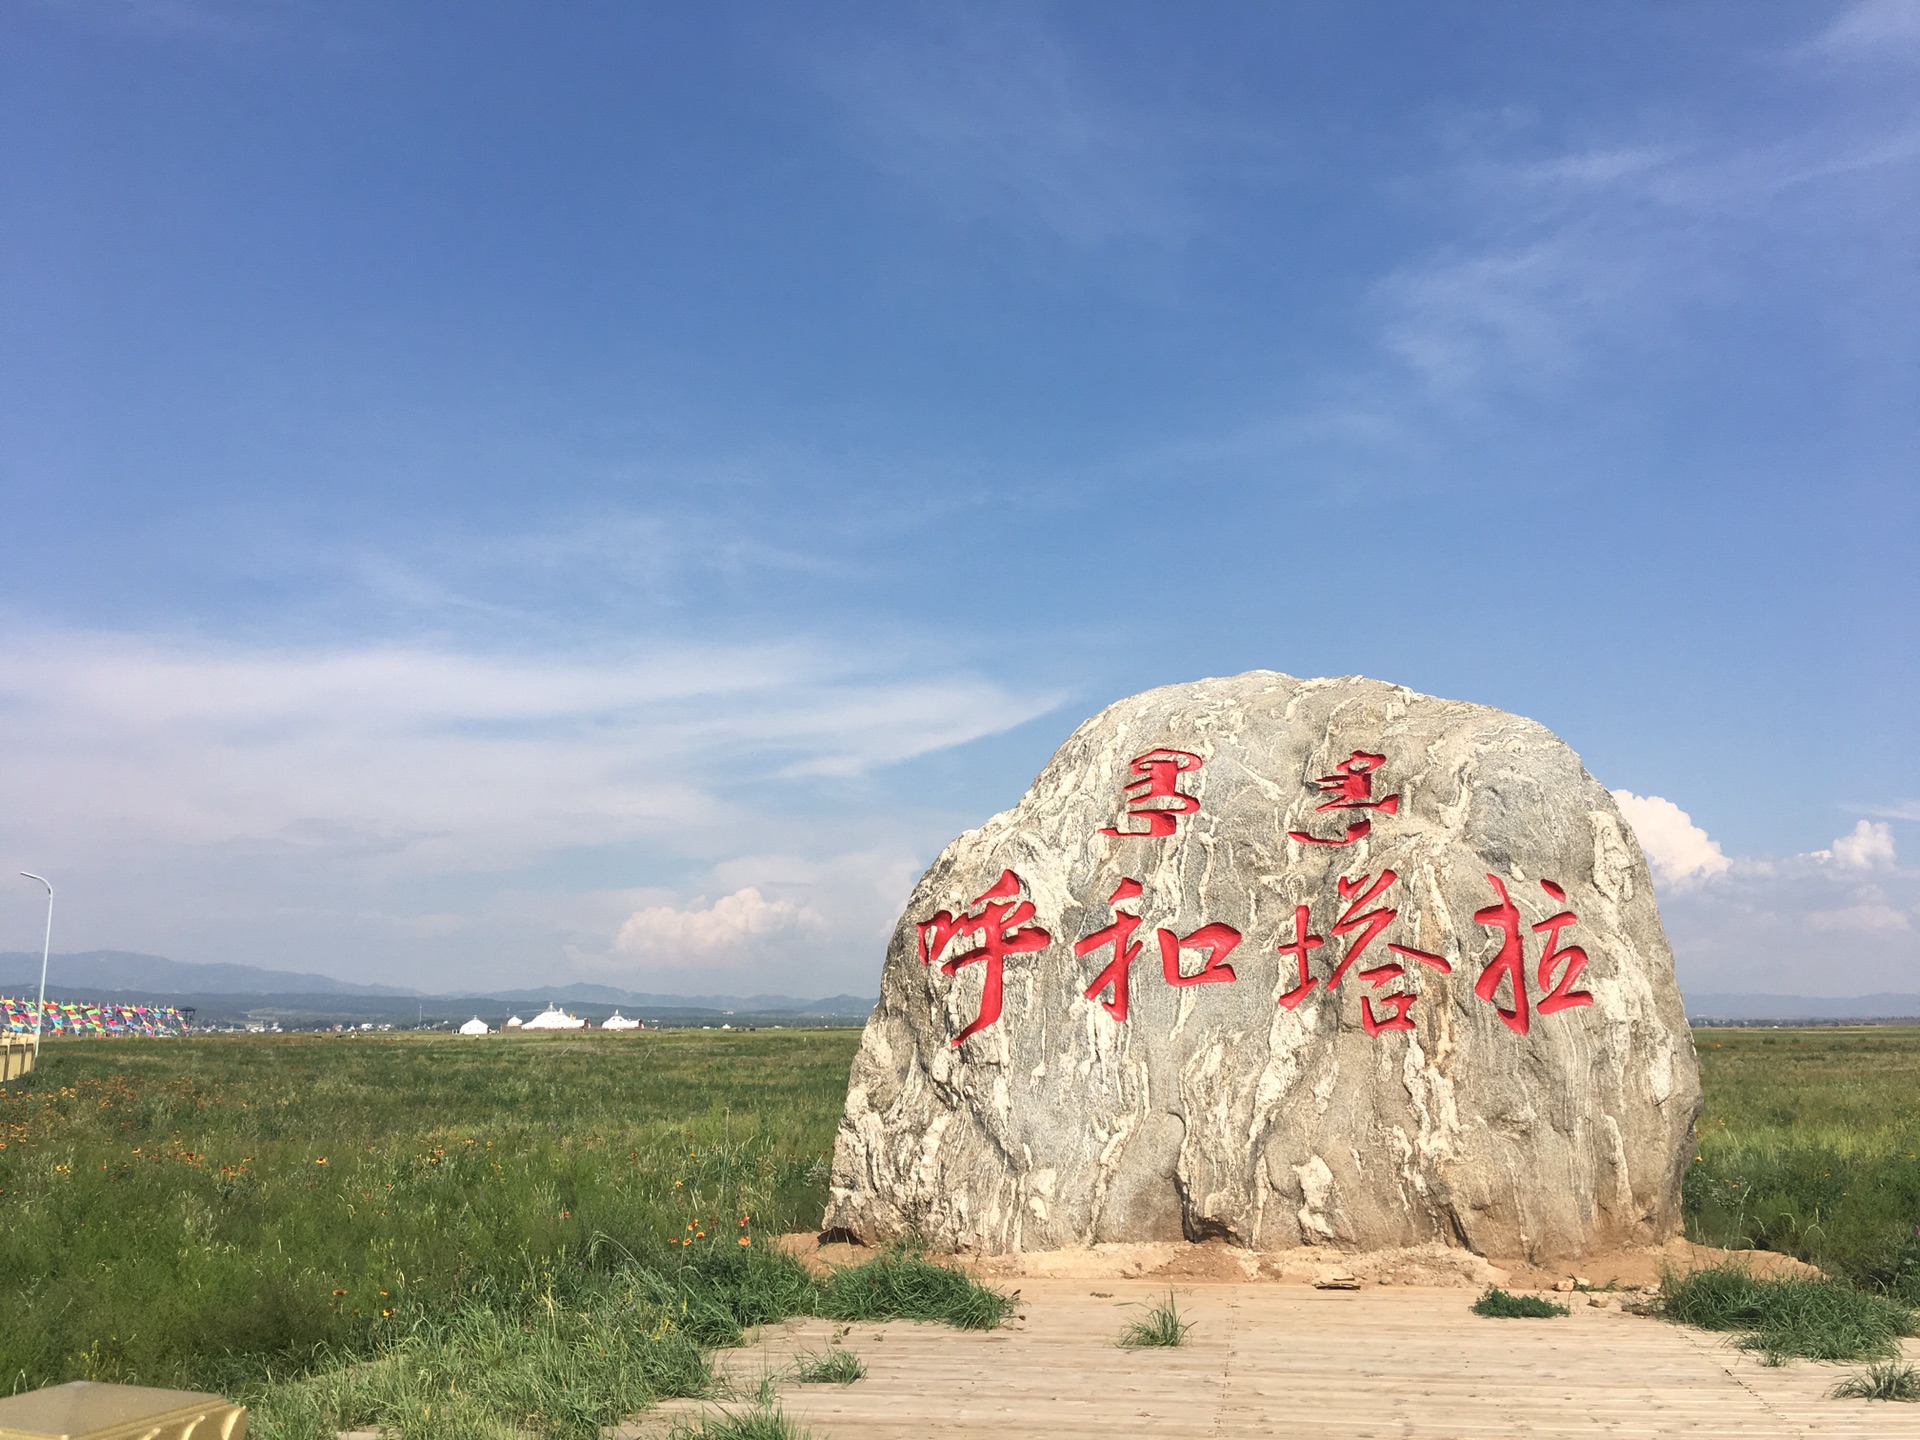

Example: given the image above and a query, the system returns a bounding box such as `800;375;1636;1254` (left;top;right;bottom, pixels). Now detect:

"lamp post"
19;874;53;1062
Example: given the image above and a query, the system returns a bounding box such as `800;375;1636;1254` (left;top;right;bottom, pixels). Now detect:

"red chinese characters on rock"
1100;749;1203;839
1074;878;1241;1022
1075;879;1146;1021
1471;875;1594;1036
1287;750;1401;848
916;870;1052;1047
1273;871;1452;1034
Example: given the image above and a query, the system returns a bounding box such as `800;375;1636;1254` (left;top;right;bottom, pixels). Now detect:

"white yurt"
601;1011;641;1031
458;1016;491;1036
503;1015;525;1029
521;1004;587;1031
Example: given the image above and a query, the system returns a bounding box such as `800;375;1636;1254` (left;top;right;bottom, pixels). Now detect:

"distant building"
601;1011;641;1031
520;1004;587;1031
503;1015;524;1029
458;1016;491;1036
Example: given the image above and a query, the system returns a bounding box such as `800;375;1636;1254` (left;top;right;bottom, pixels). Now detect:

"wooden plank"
622;1278;1916;1439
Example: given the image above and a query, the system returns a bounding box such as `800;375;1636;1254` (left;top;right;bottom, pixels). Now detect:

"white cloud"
614;888;822;958
810;11;1204;248
0;628;1059;865
1821;819;1898;869
1652;835;1917;996
1611;791;1732;885
1373;237;1628;397
0;624;1060;990
1810;0;1920;61
1807;903;1911;933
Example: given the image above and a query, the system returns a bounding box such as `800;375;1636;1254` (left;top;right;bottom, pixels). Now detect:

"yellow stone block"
0;1382;244;1440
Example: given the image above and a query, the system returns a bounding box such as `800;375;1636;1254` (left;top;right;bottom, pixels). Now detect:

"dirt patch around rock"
778;1232;1820;1292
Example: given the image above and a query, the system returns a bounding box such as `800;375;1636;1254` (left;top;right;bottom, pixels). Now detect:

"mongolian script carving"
1288;749;1400;847
1100;749;1203;838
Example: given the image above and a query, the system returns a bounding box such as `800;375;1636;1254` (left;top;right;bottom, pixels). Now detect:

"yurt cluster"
457;1005;649;1036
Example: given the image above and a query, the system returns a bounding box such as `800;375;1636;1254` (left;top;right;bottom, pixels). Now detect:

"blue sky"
1;0;1915;997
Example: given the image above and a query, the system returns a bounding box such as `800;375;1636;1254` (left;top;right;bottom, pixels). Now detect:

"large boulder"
825;672;1701;1262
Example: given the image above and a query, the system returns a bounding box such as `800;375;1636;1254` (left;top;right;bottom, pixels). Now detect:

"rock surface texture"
826;672;1702;1262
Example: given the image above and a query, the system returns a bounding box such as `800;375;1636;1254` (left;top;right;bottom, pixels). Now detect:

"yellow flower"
738;1237;751;1247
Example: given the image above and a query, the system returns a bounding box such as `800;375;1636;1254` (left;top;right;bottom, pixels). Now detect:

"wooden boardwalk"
627;1278;1917;1439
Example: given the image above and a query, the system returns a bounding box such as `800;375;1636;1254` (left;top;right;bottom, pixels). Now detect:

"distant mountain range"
1685;992;1920;1021
4;951;1914;1025
0;950;418;996
0;950;874;1016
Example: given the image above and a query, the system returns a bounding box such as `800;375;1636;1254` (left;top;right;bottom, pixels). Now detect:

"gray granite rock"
825;672;1701;1262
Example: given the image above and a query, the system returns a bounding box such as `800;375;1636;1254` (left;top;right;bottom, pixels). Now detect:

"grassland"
1688;1027;1920;1299
1;1024;1915;1432
0;1028;1002;1436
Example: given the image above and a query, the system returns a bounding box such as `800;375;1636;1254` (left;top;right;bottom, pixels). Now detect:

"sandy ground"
627;1273;1914;1440
778;1231;1822;1291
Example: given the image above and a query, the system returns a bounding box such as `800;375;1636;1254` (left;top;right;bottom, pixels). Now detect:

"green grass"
0;1031;1007;1437
1688;1027;1920;1299
10;1024;1918;1424
1470;1287;1568;1319
1831;1361;1920;1401
1117;1292;1191;1348
1658;1264;1915;1362
789;1349;864;1384
668;1395;811;1439
815;1246;1013;1329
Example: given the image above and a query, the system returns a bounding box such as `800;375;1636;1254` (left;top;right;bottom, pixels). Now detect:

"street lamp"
19;874;53;1063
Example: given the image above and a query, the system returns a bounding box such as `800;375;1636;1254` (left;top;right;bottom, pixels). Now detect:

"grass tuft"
1658;1264;1916;1362
1831;1361;1920;1402
1118;1292;1192;1348
1471;1287;1569;1319
817;1248;1012;1330
788;1349;864;1384
668;1396;811;1439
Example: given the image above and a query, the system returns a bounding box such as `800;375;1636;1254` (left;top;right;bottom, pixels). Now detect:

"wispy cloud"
0;627;1060;861
1806;0;1920;63
1288;11;1920;437
809;9;1205;248
0;624;1062;988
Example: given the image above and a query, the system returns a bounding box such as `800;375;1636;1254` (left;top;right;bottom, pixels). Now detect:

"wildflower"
315;1157;328;1165
738;1237;751;1247
695;1231;705;1239
332;1289;347;1297
381;1308;393;1317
